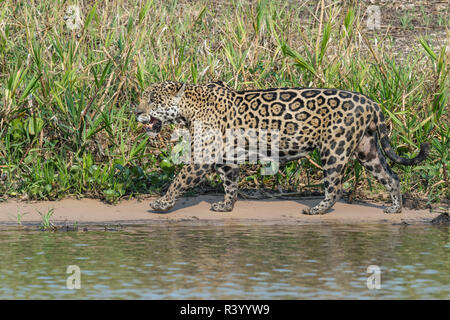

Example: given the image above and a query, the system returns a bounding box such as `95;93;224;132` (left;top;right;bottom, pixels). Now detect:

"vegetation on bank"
0;0;448;205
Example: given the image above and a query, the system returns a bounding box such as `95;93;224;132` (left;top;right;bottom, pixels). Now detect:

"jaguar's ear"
173;83;186;105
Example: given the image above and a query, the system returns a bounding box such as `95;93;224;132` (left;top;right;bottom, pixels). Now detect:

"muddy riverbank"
0;195;442;226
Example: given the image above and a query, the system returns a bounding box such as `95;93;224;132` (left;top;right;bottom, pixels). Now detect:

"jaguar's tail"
373;104;430;166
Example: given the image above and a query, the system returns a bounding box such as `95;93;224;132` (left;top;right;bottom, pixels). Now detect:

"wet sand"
0;195;440;226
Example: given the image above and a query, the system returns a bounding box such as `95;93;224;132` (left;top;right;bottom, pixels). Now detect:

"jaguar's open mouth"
142;116;162;134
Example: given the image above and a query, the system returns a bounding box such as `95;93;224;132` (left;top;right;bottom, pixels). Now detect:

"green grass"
16;208;29;225
0;0;448;204
38;208;55;230
400;9;415;30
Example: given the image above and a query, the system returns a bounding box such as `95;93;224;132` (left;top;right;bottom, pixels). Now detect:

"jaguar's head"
134;81;186;136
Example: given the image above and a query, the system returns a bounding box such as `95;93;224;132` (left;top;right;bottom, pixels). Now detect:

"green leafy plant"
38;208;55;231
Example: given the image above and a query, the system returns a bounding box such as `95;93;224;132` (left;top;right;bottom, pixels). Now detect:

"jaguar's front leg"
150;163;213;212
211;164;240;212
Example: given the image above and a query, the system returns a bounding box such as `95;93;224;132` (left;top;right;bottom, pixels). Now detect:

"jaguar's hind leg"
355;130;402;213
211;164;239;212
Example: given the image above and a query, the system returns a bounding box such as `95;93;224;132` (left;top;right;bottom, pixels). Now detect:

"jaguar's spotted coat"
135;81;429;215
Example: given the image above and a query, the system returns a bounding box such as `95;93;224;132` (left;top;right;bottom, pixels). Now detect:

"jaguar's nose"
134;109;143;122
134;108;143;117
135;112;149;124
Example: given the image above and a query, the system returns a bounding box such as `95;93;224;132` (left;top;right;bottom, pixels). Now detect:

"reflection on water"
0;223;448;299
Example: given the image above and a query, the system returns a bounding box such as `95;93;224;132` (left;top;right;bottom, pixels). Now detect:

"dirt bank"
0;195;442;226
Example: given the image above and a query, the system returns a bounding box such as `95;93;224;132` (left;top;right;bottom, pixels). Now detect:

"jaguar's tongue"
145;117;159;129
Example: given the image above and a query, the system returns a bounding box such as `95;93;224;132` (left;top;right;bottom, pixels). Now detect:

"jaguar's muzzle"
137;114;163;134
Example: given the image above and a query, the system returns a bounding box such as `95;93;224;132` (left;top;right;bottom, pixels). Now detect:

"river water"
0;223;448;299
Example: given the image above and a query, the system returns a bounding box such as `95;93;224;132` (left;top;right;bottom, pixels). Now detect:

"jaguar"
135;80;429;215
